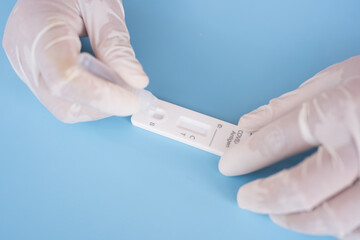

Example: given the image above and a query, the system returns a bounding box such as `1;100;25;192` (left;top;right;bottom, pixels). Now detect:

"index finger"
238;56;360;132
219;104;316;176
219;84;354;176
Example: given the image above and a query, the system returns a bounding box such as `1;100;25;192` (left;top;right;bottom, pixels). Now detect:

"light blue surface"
1;1;360;239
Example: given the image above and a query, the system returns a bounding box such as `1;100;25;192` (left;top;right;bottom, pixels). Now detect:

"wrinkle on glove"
3;0;149;123
219;56;360;239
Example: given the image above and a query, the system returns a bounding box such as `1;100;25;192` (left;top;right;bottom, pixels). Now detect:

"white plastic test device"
79;53;251;156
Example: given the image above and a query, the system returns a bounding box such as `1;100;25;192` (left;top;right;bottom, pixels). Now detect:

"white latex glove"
219;56;360;239
3;0;148;123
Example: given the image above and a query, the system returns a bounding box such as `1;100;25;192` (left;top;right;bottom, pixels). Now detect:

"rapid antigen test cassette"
79;53;250;156
131;99;250;156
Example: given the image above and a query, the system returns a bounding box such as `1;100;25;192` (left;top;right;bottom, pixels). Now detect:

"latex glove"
3;0;148;123
219;56;360;239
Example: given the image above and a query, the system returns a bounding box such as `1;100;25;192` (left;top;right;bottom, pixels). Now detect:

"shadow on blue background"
2;0;360;239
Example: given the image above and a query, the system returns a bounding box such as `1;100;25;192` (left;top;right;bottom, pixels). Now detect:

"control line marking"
209;129;217;147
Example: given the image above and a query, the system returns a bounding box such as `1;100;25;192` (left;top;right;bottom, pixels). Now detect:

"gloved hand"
219;56;360;239
3;0;148;123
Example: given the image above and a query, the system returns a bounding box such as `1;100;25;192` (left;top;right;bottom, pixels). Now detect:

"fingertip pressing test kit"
79;53;251;156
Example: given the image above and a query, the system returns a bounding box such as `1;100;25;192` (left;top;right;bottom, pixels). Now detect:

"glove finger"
269;180;360;238
238;55;360;132
79;0;149;89
35;79;110;123
35;23;141;116
219;83;355;176
236;145;358;214
4;9;109;123
43;98;110;123
3;0;85;89
219;104;314;175
49;101;110;123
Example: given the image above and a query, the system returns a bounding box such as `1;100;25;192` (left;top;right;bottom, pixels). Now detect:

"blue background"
1;0;360;239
